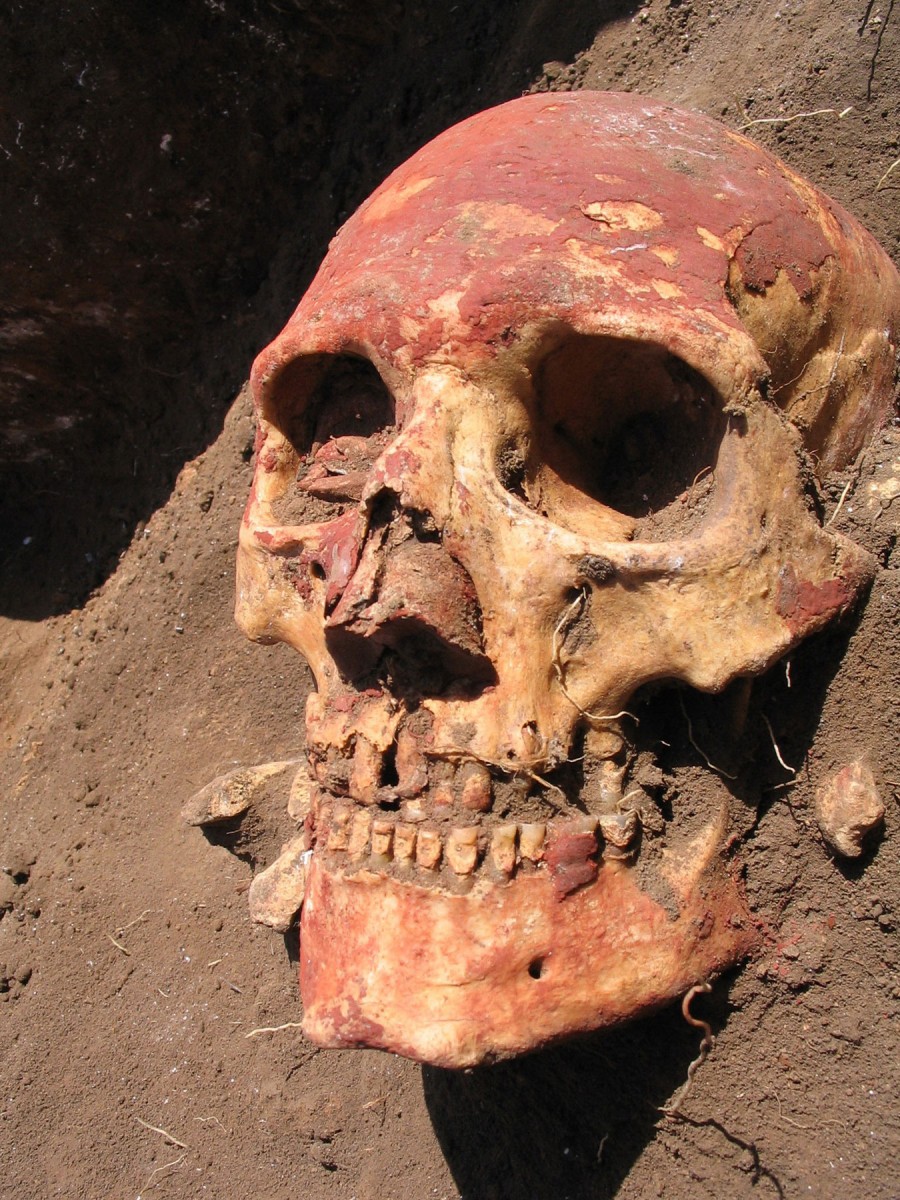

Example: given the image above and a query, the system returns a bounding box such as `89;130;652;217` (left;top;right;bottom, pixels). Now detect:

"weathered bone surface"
234;92;900;1067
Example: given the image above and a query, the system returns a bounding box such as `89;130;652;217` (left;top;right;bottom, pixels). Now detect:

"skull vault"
231;92;900;1067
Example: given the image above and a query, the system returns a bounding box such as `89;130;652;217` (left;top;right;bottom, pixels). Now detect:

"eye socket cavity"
497;332;726;542
262;353;397;525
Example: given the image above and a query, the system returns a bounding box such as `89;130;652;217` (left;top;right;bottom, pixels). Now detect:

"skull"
236;92;900;1068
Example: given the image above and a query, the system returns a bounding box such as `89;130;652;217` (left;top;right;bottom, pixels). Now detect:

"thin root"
145;1153;187;1190
244;1021;305;1038
679;693;737;779
876;157;900;190
762;714;796;774
661;981;714;1117
738;106;852;131
552;590;638;728
135;1116;188;1149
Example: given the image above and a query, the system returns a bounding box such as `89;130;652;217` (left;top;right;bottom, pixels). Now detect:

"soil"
2;1;899;1198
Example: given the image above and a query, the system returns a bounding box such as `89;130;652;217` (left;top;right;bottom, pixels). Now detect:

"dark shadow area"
423;979;737;1200
1;0;636;619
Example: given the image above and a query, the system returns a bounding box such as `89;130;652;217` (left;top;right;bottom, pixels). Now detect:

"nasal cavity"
325;539;495;687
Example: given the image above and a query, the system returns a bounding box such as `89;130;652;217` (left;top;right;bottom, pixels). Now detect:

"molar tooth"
371;818;394;859
326;804;352;851
598;809;640;859
519;823;546;863
459;763;492;812
446;827;479;874
349;735;382;804
395;726;428;798
393;823;417;863
416;828;442;870
430;759;455;808
490;824;518;875
347;809;373;858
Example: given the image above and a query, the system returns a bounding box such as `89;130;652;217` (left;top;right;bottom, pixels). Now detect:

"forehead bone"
254;92;899;472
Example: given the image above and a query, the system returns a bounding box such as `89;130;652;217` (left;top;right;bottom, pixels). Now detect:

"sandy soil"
2;2;899;1197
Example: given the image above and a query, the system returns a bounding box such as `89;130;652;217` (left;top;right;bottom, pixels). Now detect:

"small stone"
247;835;310;933
815;762;885;858
0;874;16;911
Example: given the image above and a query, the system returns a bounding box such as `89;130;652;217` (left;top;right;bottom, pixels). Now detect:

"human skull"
236;92;900;1068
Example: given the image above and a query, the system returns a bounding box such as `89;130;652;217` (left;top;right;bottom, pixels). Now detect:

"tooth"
371;818;394;859
490;824;518;875
459;763;492;812
585;725;625;761
416;828;442;870
347;809;373;858
401;798;428;823
327;804;352;851
393;823;417;863
349;736;381;804
596;760;627;812
519;823;546;862
431;759;455;808
320;746;352;794
598;809;640;858
446;827;479;874
395;726;428;798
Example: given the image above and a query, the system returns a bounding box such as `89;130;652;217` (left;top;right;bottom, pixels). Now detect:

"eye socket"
264;353;396;525
511;332;725;539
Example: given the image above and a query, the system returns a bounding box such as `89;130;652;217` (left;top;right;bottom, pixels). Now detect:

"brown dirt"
2;1;899;1197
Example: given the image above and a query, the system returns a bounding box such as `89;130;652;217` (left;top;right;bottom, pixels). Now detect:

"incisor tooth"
371;818;394;858
416;828;442;870
349;736;381;804
347;809;373;858
490;824;518;874
519;823;546;862
327;804;352;851
393;823;417;862
446;827;479;874
460;763;492;812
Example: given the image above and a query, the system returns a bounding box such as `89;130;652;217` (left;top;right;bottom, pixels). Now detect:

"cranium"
235;92;900;1068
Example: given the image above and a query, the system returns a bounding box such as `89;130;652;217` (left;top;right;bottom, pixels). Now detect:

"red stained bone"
776;563;856;636
328;538;486;664
299;855;760;1068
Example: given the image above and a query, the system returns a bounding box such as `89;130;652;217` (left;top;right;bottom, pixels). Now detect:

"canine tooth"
349;736;381;804
446;827;479;874
347;809;373;858
490;824;518;874
459;763;492;812
519;823;546;862
327;804;352;851
395;726;428;798
416;828;442;869
371;818;394;858
393;823;417;862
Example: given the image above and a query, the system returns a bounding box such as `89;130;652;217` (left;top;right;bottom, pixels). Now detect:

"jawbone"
299;805;759;1068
